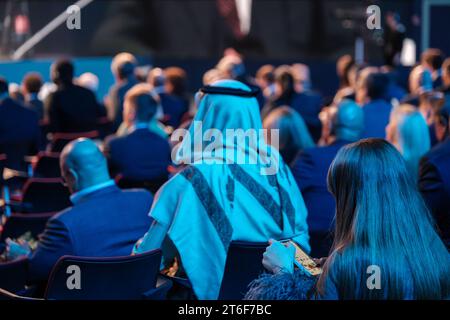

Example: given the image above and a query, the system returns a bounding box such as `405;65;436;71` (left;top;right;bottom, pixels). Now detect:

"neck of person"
71;177;115;204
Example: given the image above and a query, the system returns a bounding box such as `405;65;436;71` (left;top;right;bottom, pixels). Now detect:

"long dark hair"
318;139;449;299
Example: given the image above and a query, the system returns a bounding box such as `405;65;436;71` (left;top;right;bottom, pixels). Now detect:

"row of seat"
0;241;267;300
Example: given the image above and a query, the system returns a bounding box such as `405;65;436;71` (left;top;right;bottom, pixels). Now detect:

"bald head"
60;138;110;193
333;100;364;142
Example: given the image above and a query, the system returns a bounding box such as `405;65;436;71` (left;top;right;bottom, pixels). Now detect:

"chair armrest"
0;288;44;301
142;277;173;300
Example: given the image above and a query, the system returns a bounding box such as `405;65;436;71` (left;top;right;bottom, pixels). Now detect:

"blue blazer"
419;137;450;250
291;140;350;232
104;128;171;180
28;184;153;283
361;99;392;139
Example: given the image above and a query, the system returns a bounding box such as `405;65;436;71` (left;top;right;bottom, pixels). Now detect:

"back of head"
274;66;295;97
23;72;43;94
60;138;110;193
51;59;74;86
337;55;355;88
364;72;388;101
263;106;314;161
333;99;364;142
124;83;159;124
164;67;187;96
111;52;137;80
388;104;430;178
421;48;445;71
322;138;449;299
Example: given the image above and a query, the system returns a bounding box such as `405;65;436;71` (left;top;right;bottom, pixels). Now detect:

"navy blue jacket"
159;93;189;128
0;97;40;170
104;128;171;180
28;184;153;283
291;140;350;232
361;99;392;139
45;84;106;133
419;137;450;250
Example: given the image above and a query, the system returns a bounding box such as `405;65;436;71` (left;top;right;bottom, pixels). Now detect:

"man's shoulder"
425;139;450;164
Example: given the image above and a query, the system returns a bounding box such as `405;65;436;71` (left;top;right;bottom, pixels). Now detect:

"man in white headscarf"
133;80;309;300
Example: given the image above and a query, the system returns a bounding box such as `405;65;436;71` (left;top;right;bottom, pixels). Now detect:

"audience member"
263;66;323;141
256;139;450;299
386;104;430;179
6;138;153;284
357;71;392;139
104;84;171;182
133;80;310;300
0;77;40;171
22;72;44;121
159;67;190;128
291;100;363;247
263;106;314;166
106;53;139;131
421;48;445;89
419;110;450;250
44;59;106;133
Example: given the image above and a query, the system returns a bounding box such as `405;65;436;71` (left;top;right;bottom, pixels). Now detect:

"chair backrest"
49;131;99;153
0;257;28;293
33;152;61;178
218;241;268;300
0;212;56;242
45;250;162;300
21;178;71;213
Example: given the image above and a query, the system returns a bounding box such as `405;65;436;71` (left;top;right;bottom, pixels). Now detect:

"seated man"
7;138;153;284
419;111;450;250
104;84;171;182
0;77;40;171
291;100;364;256
44;59;106;133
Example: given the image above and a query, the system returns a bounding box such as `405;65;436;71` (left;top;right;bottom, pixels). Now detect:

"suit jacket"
104;128;171;181
361;99;392;139
419;138;450;249
44;84;106;133
0;98;40;171
26;98;44;122
28;184;153;283
159;93;190;129
291;140;350;232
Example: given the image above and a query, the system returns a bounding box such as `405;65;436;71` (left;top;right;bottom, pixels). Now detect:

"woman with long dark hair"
247;138;449;300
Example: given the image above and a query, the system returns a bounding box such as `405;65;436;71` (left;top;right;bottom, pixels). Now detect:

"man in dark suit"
6;138;153;284
419;114;450;250
0;77;40;171
22;72;44;122
44;59;106;133
358;72;392;139
104;84;171;182
291;100;363;256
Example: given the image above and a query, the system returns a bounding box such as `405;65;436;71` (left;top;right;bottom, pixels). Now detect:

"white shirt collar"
70;179;116;205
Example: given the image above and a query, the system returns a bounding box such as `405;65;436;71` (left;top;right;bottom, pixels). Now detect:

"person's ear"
67;168;79;192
